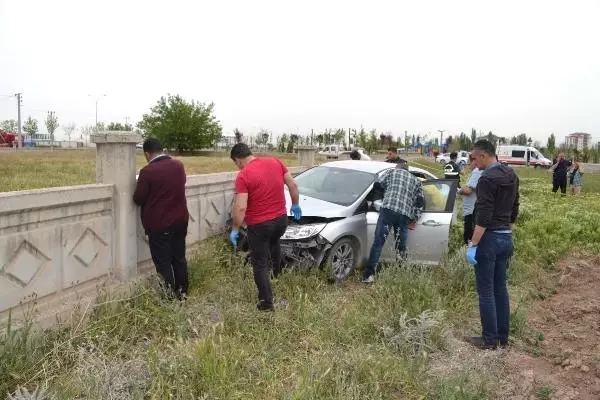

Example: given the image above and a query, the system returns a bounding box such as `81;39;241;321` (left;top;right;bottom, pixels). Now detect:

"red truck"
0;130;16;147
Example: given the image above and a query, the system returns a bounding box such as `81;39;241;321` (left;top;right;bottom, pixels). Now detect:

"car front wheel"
324;237;358;282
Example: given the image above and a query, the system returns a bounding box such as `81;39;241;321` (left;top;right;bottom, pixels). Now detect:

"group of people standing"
550;152;584;195
133;137;520;351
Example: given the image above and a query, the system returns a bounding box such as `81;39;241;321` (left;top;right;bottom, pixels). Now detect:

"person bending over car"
361;161;424;284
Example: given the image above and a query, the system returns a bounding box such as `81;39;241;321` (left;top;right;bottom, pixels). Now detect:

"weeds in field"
2;160;600;399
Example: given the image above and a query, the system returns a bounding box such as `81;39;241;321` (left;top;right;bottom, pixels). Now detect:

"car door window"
422;181;453;212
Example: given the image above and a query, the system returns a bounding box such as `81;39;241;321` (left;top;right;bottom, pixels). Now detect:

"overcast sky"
1;0;599;143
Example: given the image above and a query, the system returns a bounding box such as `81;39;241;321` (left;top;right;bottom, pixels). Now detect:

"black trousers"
463;213;474;245
552;176;567;194
246;215;288;305
147;223;189;299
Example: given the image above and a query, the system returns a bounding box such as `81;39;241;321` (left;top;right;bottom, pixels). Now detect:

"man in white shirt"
458;156;482;244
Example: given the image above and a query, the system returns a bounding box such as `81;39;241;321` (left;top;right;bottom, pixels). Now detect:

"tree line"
2;93;596;162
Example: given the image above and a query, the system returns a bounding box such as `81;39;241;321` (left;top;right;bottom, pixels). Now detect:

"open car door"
376;179;459;266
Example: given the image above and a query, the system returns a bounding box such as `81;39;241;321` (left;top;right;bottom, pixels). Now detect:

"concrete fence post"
296;145;317;167
91;131;142;281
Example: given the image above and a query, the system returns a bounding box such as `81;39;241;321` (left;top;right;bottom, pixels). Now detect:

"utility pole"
438;130;446;149
124;116;130;128
14;93;22;149
88;94;107;131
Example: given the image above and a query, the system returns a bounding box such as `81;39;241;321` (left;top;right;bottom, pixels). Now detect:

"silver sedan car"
230;160;459;282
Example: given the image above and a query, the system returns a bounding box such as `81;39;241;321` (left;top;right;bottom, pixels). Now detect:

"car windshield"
295;166;375;206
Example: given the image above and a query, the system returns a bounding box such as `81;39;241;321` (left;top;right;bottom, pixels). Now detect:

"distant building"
565;132;591;151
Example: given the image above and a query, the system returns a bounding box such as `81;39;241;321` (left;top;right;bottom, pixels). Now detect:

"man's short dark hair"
396;158;408;170
349;150;360;160
143;138;163;153
472;139;496;157
388;147;397;153
230;143;252;160
450;151;458;160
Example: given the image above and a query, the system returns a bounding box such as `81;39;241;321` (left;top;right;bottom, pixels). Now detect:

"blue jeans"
474;231;514;345
363;207;410;279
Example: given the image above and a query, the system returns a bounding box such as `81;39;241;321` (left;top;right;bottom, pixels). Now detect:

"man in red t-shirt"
229;143;301;311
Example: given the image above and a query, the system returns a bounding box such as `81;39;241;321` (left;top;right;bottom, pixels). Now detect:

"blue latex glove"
290;204;302;221
229;229;239;249
466;245;478;265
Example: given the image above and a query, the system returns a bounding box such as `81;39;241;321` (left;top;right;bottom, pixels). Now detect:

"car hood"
284;190;350;218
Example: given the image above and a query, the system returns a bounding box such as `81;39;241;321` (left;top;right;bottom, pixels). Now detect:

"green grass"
2;157;600;399
0;149;300;192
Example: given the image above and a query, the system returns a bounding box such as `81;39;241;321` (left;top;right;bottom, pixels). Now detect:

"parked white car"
318;144;344;159
436;151;469;168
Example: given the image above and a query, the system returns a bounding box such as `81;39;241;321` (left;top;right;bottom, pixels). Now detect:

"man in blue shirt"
458;156;482;244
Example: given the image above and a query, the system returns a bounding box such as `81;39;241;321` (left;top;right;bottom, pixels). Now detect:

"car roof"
317;160;438;178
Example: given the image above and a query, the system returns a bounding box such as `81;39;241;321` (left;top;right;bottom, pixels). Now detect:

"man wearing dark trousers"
466;139;520;350
229;143;301;311
550;152;570;195
133;138;189;300
361;161;424;284
458;156;482;244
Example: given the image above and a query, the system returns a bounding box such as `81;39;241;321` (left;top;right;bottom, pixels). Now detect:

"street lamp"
88;94;107;130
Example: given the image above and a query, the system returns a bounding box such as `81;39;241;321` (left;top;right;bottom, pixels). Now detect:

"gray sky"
1;0;599;144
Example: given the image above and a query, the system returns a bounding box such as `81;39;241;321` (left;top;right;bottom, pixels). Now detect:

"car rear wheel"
324;237;357;282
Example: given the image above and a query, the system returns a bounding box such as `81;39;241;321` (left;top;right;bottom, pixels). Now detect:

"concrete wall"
0;132;308;326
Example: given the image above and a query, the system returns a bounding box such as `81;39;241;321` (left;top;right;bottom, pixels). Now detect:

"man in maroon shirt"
229;143;301;311
133;138;190;300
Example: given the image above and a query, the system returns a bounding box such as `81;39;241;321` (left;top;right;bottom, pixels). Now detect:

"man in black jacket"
465;139;520;349
550;152;571;195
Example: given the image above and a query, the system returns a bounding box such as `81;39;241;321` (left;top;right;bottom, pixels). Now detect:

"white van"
318;144;344;159
497;145;552;168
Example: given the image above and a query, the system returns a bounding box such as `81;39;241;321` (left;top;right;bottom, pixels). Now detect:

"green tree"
277;133;288;153
547;133;556;154
22;116;38;137
106;122;133;131
137;94;222;153
471;128;477;144
334;128;346;145
45;111;59;141
357;128;368;149
366;129;378;154
510;133;528;145
63;122;76;142
0;119;17;132
233;128;243;144
286;134;298;153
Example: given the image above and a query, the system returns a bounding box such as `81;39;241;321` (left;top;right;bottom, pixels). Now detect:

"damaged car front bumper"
280;218;333;270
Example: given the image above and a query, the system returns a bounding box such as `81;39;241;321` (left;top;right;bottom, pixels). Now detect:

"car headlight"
281;223;326;240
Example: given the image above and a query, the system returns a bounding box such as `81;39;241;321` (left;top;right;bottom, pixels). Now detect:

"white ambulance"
496;145;552;168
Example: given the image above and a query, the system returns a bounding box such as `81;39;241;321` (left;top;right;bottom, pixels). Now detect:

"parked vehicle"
436;150;469;168
318;144;344;159
0;130;16;147
227;160;459;282
497;145;552;168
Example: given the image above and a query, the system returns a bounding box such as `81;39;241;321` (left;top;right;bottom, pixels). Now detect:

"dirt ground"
499;255;600;400
429;255;600;399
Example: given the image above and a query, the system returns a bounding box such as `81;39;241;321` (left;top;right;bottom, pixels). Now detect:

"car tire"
323;237;358;283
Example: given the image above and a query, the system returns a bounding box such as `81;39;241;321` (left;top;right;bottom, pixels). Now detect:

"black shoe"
256;300;274;312
499;340;509;348
465;336;498;350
